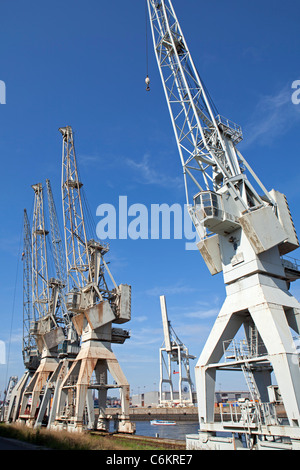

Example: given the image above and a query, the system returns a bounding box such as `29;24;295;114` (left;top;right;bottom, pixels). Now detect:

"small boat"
150;419;176;426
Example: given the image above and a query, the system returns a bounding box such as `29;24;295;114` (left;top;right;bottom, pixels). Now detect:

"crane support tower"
147;0;300;450
159;295;195;406
18;183;66;427
52;126;135;433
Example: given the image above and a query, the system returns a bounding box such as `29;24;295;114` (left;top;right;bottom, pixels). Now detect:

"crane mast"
46;179;67;301
61;126;91;292
31;183;50;323
22;209;39;371
148;0;300;450
46;178;77;347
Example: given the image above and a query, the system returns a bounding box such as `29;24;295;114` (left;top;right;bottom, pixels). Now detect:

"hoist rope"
145;0;149;77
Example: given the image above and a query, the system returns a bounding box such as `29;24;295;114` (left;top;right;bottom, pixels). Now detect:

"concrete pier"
105;404;286;422
106;406;198;421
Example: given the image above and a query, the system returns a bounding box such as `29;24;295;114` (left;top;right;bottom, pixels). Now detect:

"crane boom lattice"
60;126;91;292
31;183;50;322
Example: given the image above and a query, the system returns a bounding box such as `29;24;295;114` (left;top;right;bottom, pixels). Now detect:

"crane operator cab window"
193;190;240;236
194;191;221;219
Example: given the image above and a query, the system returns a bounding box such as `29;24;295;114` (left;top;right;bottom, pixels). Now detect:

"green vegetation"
0;423;183;450
0;423;119;450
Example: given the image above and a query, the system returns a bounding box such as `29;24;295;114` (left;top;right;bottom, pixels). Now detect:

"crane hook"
145;75;150;91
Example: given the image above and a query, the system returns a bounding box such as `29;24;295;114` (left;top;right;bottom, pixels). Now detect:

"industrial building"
130;390;251;408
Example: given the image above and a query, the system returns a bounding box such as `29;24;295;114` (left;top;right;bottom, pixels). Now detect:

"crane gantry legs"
192;276;300;449
53;340;133;432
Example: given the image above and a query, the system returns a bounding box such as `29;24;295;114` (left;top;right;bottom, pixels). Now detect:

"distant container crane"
159;295;195;406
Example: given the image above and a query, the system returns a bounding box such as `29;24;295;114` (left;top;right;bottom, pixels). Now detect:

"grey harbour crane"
4;127;135;433
17;183;66;427
51;126;135;433
5;209;40;423
6;181;76;427
33;179;80;429
147;0;300;450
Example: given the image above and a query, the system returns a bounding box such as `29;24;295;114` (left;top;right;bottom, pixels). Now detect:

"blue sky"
0;0;300;398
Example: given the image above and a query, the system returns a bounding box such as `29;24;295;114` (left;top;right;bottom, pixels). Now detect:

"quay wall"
106;406;198;421
105;404;286;422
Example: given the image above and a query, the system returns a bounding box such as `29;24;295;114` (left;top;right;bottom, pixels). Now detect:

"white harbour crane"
52;126;135;433
147;0;300;450
159;295;195;406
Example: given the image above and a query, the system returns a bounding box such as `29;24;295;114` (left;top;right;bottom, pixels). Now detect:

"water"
132;420;242;444
133;420;199;441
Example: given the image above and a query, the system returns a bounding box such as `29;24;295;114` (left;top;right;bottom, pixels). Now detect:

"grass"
0;423;183;450
0;423;124;450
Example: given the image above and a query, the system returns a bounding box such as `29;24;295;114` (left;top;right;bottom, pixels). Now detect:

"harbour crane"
0;376;18;422
52;126;135;433
18;183;65;427
5;210;40;423
147;0;300;450
159;295;195;406
33;179;80;429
